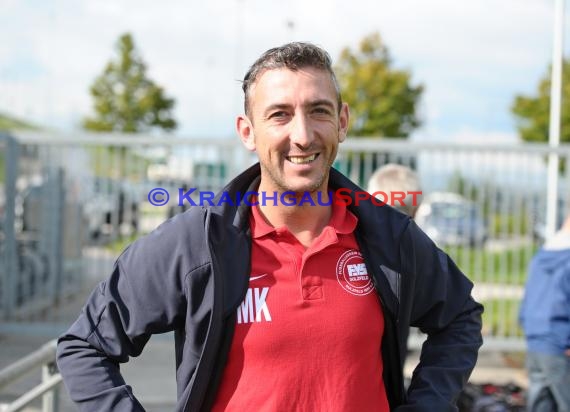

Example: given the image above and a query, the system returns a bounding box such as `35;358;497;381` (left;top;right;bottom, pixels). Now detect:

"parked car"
415;192;487;247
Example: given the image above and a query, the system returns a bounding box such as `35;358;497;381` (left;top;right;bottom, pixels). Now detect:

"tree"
83;33;177;133
335;32;424;138
511;61;570;143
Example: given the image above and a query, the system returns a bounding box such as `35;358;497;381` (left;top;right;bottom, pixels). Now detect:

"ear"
338;102;350;143
237;115;256;151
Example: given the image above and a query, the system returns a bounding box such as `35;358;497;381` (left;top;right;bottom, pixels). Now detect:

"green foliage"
83;33;177;133
335;32;424;137
511;60;570;143
88;145;152;179
0;112;39;131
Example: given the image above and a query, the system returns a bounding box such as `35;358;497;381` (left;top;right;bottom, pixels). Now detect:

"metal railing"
0;340;61;412
2;131;570;351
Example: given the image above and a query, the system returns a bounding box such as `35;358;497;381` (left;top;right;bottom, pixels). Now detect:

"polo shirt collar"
250;193;358;239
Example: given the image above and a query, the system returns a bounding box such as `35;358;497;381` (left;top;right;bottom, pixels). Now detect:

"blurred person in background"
57;42;482;411
367;163;423;218
519;209;570;412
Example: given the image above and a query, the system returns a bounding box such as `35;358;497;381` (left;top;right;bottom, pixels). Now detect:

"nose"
289;113;314;149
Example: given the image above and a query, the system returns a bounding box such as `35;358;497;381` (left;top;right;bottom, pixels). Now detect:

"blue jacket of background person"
519;246;570;355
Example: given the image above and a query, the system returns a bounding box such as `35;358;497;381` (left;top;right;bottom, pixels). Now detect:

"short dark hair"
242;42;342;116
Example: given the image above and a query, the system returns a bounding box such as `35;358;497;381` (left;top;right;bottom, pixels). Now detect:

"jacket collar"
211;162;408;244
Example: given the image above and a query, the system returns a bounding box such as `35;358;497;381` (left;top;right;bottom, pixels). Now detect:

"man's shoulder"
118;206;210;274
356;198;414;236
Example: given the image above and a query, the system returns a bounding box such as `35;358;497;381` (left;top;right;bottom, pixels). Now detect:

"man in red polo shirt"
212;198;390;411
210;43;481;410
57;42;483;411
210;46;392;411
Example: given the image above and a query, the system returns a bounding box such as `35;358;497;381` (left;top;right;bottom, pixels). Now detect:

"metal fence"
0;340;60;412
2;131;570;351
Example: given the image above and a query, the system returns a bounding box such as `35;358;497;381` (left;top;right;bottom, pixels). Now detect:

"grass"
481;298;523;338
102;234;537;286
443;244;538;285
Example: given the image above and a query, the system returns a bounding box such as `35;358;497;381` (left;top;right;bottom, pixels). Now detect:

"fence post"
41;362;59;412
0;133;20;319
40;166;64;305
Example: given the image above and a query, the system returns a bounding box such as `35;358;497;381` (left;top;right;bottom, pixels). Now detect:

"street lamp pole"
546;0;565;239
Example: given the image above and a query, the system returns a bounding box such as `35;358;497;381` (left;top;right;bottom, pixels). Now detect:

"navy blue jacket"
57;164;483;411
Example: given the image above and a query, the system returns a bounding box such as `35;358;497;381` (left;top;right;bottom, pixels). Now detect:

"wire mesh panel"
1;132;255;320
339;139;570;350
3;131;570;351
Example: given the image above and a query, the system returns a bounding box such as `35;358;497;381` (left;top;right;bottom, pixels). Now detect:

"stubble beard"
259;148;338;196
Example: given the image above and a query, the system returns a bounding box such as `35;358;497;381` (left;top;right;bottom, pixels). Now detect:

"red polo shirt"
211;200;389;411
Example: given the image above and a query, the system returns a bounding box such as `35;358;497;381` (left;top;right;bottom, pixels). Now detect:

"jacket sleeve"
396;220;484;411
56;225;190;412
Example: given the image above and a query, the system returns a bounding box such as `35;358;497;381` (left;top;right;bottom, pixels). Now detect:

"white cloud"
0;0;564;139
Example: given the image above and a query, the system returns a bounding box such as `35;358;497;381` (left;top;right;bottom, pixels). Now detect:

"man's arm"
57;227;189;411
397;220;484;411
57;264;148;412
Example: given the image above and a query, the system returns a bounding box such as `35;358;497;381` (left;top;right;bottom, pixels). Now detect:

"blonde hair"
367;164;422;217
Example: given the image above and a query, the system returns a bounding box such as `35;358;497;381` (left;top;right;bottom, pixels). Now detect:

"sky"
0;0;563;142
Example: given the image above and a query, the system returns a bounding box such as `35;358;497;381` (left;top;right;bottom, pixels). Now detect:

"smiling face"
237;67;349;195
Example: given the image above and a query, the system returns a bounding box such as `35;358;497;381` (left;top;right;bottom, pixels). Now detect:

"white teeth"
288;154;317;164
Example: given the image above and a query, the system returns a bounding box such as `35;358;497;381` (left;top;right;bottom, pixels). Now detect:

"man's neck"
257;189;333;248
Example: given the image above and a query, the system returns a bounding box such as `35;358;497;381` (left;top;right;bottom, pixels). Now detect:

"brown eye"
313;107;332;116
268;111;290;121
